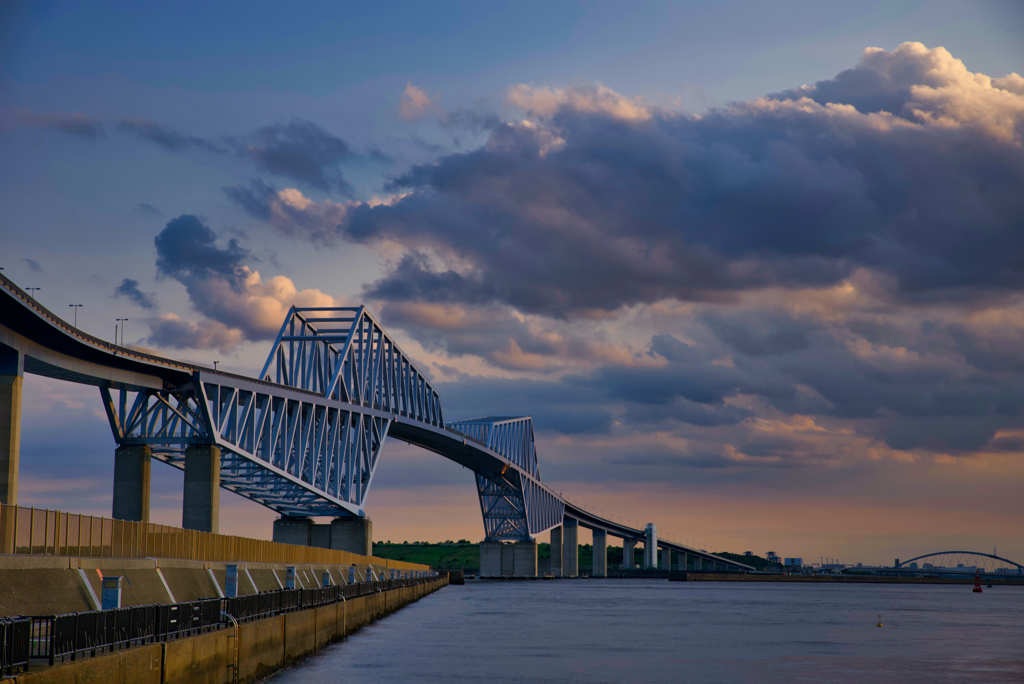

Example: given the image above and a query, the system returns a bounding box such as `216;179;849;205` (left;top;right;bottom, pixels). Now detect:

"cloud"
234;120;357;194
773;42;1024;141
225;181;354;247
506;83;651;121
14;111;367;195
133;203;162;216
118;118;223;152
1;108;104;139
22;258;41;272
146;313;243;354
147;214;347;351
399;82;439;120
374;295;656;372
113;278;158;310
326;42;1023;322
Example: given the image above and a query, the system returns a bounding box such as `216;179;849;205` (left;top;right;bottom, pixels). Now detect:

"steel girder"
259;306;443;427
448;416;563;541
446;416;540;478
100;371;392;517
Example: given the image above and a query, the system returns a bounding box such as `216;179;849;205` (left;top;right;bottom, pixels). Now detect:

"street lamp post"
26;287;41;299
69;304;84;327
115;318;129;347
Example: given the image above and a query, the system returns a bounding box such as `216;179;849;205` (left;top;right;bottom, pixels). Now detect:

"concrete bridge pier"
591;529;607;577
0;344;23;507
513;539;537;577
112;445;152;521
678;551;689;571
622;539;635;569
330;516;372;555
182;444;220;533
480;541;502;577
660;545;672;570
271;515;373;556
550;525;563;576
563;517;578;577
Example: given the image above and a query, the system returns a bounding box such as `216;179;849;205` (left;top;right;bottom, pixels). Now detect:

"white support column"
644;523;658;568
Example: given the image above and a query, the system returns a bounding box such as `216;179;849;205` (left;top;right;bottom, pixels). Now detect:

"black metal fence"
0;618;30;675
13;576;437;670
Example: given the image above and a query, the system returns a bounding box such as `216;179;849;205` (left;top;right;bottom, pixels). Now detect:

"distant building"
766;551;781;563
784;558;804;567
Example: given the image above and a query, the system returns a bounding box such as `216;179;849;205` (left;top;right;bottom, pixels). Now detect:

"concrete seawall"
0;555;405;616
6;577;447;684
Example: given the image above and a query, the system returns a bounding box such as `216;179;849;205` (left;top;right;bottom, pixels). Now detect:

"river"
266;579;1024;683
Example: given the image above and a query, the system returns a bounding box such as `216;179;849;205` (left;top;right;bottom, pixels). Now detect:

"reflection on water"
267;579;1024;683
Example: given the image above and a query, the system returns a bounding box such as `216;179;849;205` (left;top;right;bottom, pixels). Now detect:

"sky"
1;0;1023;566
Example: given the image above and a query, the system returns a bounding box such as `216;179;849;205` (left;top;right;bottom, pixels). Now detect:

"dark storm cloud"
113;278;158;310
233;120;356;195
703;312;814;357
154;214;250;284
333;44;1024;319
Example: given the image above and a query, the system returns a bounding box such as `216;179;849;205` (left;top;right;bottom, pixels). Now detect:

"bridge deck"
0;273;751;571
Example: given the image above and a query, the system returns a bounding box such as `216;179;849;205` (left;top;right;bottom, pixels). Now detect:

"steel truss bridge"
894;551;1023;576
0;273;749;571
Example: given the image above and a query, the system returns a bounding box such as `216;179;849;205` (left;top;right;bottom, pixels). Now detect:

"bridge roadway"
0;273;751;574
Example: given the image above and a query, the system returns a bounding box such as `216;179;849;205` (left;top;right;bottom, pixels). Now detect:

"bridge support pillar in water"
660;545;672;570
330;516;372;556
562;517;578;578
112;445;151;522
480;541;503;577
513;539;537;577
183;444;220;533
622;539;636;569
0;344;23;507
591;529;607;577
678;552;689;571
550;525;563;577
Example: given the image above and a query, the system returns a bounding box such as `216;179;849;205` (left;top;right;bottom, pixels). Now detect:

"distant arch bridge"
895;551;1023;575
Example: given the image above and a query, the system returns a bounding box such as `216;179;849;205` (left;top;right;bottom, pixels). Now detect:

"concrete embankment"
7;576;447;684
0;555;401;616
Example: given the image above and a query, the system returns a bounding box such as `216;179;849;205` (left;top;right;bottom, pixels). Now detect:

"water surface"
267;579;1024;683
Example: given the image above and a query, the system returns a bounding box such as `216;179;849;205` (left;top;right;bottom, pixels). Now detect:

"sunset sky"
2;0;1023;565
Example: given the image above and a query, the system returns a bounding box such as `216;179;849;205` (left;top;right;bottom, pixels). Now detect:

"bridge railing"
0;505;427;571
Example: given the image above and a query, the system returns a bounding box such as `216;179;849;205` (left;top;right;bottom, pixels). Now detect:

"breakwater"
9;576;447;684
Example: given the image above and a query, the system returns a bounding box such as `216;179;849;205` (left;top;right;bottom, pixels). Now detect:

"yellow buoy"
876;615;883;627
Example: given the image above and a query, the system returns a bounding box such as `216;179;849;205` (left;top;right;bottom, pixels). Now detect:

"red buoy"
973;569;983;593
